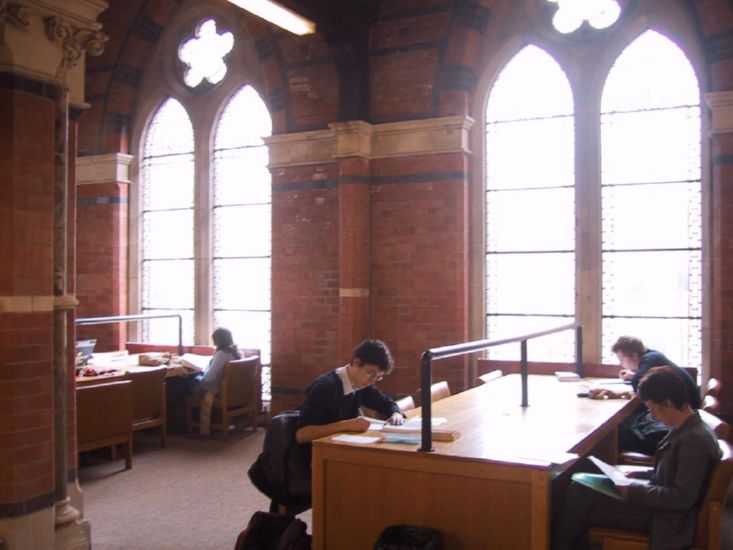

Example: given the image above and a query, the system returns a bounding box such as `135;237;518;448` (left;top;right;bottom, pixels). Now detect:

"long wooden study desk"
311;374;639;550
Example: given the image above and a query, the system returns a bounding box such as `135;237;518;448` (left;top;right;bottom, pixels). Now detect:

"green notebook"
571;472;623;501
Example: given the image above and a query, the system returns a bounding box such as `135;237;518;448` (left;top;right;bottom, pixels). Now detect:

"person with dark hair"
295;338;404;446
188;327;242;397
590;336;701;455
555;366;721;550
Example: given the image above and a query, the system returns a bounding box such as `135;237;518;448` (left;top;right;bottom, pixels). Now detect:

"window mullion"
575;92;603;364
194;114;214;345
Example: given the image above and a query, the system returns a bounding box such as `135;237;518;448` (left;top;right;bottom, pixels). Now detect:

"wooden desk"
311;374;638;550
75;353;198;386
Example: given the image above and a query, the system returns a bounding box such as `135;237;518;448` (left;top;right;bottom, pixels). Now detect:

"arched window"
478;2;704;370
600;31;701;366
141;98;195;344
213;86;273;363
136;15;272;374
485;45;576;360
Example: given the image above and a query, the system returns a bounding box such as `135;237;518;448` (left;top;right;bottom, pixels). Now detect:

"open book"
571;455;639;501
179;353;210;372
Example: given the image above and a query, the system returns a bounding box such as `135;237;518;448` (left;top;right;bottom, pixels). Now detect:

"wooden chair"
395;395;416;413
475;369;503;386
415;381;451;406
76;380;134;470
703;394;721;416
125;366;167;447
705;377;722;399
619;410;731;466
590;439;733;550
186;356;261;440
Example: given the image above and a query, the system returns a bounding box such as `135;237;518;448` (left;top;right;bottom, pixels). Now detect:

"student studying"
554;365;721;550
587;336;701;456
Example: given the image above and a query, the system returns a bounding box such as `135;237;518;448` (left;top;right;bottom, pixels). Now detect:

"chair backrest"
702;394;721;416
705;377;722;398
415;381;452;407
430;381;451;402
76;380;133;443
395;395;415;413
698;408;731;441
694;439;733;548
224;356;261;409
125;367;166;420
475;369;503;386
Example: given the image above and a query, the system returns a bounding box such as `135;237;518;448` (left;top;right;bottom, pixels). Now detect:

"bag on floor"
234;511;310;550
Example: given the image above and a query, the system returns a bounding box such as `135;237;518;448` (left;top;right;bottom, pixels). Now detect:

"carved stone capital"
0;0;30;32
44;15;107;83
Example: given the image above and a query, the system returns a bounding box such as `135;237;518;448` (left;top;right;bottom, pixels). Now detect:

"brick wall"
0;83;57;516
72;0;733;418
75;182;129;351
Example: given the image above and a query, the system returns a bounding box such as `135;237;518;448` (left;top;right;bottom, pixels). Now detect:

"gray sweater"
628;412;721;549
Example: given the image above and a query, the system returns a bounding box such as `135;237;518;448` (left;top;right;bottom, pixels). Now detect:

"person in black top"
590;336;701;455
295;338;404;446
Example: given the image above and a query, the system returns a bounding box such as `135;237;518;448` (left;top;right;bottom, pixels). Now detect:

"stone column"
44;10;107;538
705;90;733;417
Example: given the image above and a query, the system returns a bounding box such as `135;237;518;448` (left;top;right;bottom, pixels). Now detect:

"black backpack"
248;410;311;510
234;511;310;550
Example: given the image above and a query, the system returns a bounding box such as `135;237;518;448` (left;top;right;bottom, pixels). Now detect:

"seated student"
555;366;721;550
188;326;241;397
295;338;405;448
589;336;701;455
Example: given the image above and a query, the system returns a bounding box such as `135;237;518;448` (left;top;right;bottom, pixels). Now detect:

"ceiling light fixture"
227;0;316;35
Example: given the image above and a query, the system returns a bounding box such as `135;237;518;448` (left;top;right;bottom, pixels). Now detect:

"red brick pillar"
0;2;107;547
331;122;373;360
706;91;733;417
0;74;58;545
75;154;133;351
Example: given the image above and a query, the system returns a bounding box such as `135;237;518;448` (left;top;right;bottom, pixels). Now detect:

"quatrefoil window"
547;0;621;34
178;19;234;88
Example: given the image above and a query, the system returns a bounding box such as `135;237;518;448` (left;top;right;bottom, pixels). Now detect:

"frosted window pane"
178;19;233;88
602;31;699;112
485;45;576;358
601;108;701;184
142;211;194;259
214;258;271;310
487;188;574;252
214;147;271;205
141;309;194;346
602;317;701;369
602;182;701;250
142;260;194;309
214;310;271;365
143;99;194;157
487;46;573;122
214;205;271;257
487;253;574;315
487;315;575;362
601;30;702;371
602;250;701;318
215;86;272;149
487;117;574;190
142;156;194;210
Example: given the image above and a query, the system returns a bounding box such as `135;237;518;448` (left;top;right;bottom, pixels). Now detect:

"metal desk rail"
75;313;184;356
419;322;583;452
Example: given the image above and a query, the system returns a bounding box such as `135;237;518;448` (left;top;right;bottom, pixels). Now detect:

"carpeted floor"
79;429;732;550
78;429;311;550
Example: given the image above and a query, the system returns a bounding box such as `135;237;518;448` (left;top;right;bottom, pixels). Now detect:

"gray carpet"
78;429;311;550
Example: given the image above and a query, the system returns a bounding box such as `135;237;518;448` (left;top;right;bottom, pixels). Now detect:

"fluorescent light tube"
227;0;316;35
